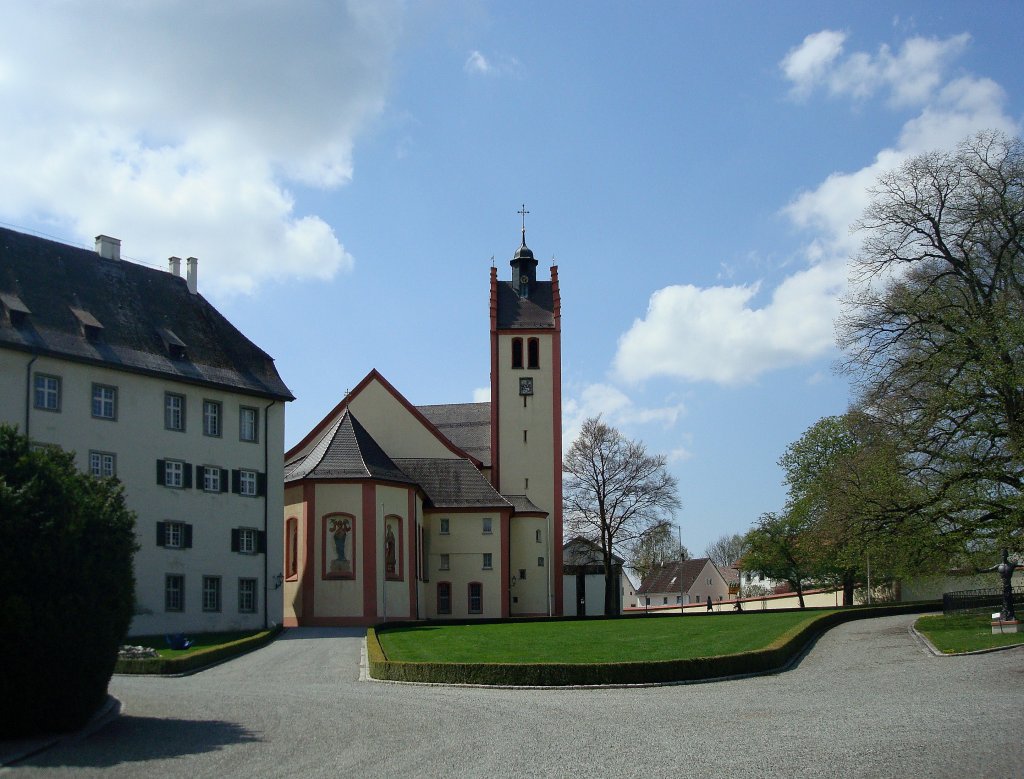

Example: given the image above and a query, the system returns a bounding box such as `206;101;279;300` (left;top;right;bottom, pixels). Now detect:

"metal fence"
942;586;1024;616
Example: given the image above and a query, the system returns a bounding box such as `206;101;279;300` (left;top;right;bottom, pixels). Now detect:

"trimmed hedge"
0;426;137;737
115;627;281;675
368;602;938;686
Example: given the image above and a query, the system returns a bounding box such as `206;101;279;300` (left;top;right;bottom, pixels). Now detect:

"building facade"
635;558;732;608
0;228;293;635
282;232;563;624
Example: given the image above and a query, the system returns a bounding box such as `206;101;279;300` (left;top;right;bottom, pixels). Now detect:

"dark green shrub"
0;425;137;736
114;629;280;675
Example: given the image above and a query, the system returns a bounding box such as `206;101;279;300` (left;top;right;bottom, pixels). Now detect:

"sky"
2;1;1022;558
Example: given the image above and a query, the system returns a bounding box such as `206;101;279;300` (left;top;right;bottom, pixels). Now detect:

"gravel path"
5;615;1022;778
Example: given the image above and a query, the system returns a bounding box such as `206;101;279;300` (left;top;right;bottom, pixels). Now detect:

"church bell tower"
489;207;563;616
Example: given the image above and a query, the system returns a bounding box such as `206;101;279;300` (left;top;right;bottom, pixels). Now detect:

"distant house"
636;558;731;608
0;227;294;635
562;536;629;616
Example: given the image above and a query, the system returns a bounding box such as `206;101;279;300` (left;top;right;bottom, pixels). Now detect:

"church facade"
282;234;563;624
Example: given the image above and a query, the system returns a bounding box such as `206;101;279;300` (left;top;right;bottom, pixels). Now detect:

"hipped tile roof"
495;281;556;329
638;558;719;595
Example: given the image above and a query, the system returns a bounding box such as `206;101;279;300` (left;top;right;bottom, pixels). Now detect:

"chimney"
186;257;198;294
168;256;181;277
95;235;121;261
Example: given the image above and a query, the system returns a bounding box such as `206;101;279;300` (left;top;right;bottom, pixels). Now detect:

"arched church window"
527;338;539;369
511;338;523;369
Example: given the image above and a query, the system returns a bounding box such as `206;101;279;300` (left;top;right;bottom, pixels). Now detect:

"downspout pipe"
263;399;275;630
25;354;38;437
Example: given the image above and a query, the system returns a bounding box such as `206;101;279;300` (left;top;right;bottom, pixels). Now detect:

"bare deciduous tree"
563;416;681;615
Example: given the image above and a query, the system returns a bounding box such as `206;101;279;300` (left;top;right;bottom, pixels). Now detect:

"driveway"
4;615;1023;777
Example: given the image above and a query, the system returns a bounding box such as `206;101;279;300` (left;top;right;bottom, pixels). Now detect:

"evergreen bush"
0;425;137;736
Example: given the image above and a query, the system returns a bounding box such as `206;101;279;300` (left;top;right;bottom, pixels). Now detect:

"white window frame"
239;527;257;555
164;392;185;431
202;576;221;612
203;466;221;493
92;383;117;420
482;552;493;570
439;518;450;535
165;521;184;549
439;553;450;571
240;406;258;443
238;578;258;613
34;374;61;411
482;517;492;535
239;469;258;497
88;450;116;478
203;400;222;437
165;460;185;489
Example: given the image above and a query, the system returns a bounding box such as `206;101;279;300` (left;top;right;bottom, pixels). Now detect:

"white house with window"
0;227;293;635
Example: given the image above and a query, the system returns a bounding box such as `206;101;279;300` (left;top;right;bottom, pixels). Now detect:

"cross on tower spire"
518;204;529;246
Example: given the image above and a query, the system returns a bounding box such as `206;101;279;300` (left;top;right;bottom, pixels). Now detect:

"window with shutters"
202;465;224;493
156;521;192;549
164;459;185;488
239;469;257;496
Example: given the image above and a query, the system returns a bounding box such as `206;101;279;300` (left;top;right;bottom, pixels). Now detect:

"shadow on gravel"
22;716;261;769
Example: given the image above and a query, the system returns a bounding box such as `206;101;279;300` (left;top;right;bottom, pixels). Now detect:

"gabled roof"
286;369;480;467
284;410;413;484
0;227;293;400
392;458;510;509
416;402;491;466
563;536;625;567
638;558;723;595
495;280;556;329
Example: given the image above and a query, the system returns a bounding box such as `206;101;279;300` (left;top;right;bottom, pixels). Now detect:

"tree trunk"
604;565;617;616
842;573;855;606
796;580;805;609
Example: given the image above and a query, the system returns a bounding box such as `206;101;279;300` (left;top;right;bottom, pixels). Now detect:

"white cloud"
615;28;1018;388
562;383;685;450
781;30;847;99
464;49;520;78
472;386;490;403
782;30;970;107
0;1;402;296
614;265;845;385
465;51;492;75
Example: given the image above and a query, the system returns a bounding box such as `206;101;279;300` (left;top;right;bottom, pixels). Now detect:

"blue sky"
2;1;1021;557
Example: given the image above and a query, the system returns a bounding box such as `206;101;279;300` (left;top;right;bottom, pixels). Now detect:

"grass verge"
369;602;936;686
115;627;281;674
915;613;1024;654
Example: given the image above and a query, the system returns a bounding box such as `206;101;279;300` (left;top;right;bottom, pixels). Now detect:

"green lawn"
125;630;266;658
378;612;835;664
916;613;1024;654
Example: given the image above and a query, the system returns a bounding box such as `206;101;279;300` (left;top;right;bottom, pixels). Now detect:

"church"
281;227;564;625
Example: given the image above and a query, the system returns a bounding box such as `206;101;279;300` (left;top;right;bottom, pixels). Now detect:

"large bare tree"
840;130;1024;553
563;416;681;615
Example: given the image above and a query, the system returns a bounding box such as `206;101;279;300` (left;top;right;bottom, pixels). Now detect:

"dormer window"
157;327;188;360
70;307;103;342
0;292;30;327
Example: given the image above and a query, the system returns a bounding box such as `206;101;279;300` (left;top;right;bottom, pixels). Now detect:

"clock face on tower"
520;275;529;285
519;377;534;396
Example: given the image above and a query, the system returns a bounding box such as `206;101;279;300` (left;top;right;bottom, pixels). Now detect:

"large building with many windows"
282;230;564;624
0;227;293;635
